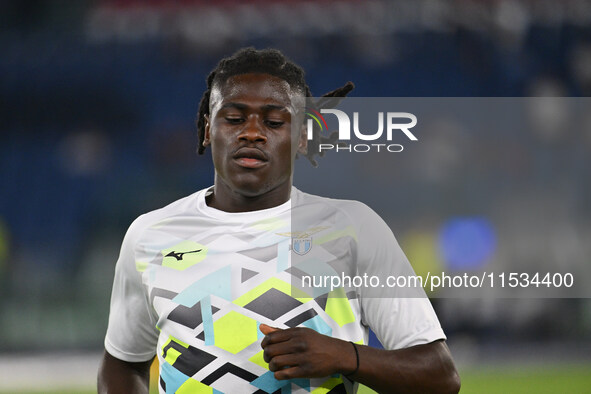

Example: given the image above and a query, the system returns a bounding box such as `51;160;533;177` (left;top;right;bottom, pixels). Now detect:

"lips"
233;147;269;168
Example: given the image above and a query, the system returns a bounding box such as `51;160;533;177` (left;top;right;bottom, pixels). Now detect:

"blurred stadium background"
1;0;591;393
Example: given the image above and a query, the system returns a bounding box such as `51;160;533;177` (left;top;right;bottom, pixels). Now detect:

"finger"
267;354;299;372
274;366;304;380
261;327;297;348
263;340;301;363
259;324;280;335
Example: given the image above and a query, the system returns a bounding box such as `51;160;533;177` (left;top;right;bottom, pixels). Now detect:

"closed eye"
225;117;244;125
265;120;284;128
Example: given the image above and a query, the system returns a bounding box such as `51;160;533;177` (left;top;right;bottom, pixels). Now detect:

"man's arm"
260;324;460;394
97;350;153;394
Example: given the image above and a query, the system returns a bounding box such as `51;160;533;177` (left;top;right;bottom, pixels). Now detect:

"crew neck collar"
197;186;298;220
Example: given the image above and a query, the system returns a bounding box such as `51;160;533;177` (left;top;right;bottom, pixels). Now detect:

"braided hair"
196;47;354;167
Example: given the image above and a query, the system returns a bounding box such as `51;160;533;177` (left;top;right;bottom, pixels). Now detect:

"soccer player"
98;48;460;394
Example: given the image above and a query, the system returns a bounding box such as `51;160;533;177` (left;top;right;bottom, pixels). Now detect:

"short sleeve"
104;220;159;362
351;203;446;350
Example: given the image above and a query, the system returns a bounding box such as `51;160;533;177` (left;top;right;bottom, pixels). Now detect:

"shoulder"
294;188;381;223
124;188;205;243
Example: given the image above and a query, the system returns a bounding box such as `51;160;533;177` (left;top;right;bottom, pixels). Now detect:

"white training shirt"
105;187;445;393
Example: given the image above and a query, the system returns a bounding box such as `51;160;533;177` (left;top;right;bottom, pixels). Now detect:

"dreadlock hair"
196;47;354;167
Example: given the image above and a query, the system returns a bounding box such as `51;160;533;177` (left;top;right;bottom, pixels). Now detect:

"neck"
206;178;292;213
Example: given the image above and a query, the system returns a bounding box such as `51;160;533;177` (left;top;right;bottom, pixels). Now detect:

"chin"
232;178;288;199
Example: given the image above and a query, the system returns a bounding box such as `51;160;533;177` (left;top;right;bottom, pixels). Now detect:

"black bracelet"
344;341;359;378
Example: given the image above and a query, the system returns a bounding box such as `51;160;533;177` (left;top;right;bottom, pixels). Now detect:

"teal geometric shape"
173;266;231;307
303;315;332;336
257;322;265;340
250;370;290;393
277;239;289;272
292;378;310;391
160;360;189;394
201;296;215;346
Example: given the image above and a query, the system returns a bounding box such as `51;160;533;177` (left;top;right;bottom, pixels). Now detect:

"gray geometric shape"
238;244;277;263
149;253;164;266
162;340;216;376
232;232;257;243
174;345;217;376
285;266;307;280
197;234;222;245
284;308;318;328
244;288;303;320
314;294;328;310
150;288;178;305
241;268;259;283
168;301;203;329
168;302;220;329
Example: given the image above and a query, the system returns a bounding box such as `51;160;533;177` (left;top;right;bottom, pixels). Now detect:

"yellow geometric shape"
325;288;355;327
213;311;258;354
135;260;149;272
251;218;287;232
176;378;214;394
161;240;208;271
277;226;330;238
170;335;189;348
161;336;188;359
312;377;342;393
164;347;181;365
314;226;357;245
249;349;269;370
357;384;379;394
233;277;312;307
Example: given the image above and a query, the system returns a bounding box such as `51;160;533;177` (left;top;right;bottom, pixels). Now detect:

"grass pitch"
4;363;590;393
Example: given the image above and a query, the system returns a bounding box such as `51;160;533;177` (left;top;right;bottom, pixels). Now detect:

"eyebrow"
220;102;289;112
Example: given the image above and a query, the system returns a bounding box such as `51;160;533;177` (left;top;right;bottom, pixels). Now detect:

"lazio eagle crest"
277;226;329;256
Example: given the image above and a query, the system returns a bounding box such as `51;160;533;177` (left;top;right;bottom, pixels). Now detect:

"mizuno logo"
165;249;202;261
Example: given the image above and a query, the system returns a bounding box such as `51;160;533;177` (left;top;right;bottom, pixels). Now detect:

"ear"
298;123;308;155
203;114;211;147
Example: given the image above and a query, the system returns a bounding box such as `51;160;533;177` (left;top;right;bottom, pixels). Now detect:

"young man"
98;48;460;394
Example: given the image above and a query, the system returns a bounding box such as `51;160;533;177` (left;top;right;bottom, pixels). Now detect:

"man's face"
203;73;307;199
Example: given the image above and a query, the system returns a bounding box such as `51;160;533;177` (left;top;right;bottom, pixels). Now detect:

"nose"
238;116;267;143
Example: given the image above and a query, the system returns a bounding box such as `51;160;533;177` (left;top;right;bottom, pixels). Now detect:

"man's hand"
260;324;357;380
260;324;460;393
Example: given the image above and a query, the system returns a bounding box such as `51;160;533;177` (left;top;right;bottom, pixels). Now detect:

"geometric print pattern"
106;187;447;394
134;202;364;393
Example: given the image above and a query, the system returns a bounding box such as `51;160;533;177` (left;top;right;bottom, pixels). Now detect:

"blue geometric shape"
438;217;497;270
250;370;290;393
173;266;232;307
292;378;310;391
257;322;265;340
303;315;332;336
281;384;292;394
160;361;189;394
277;240;289;272
368;328;383;349
200;296;215;346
